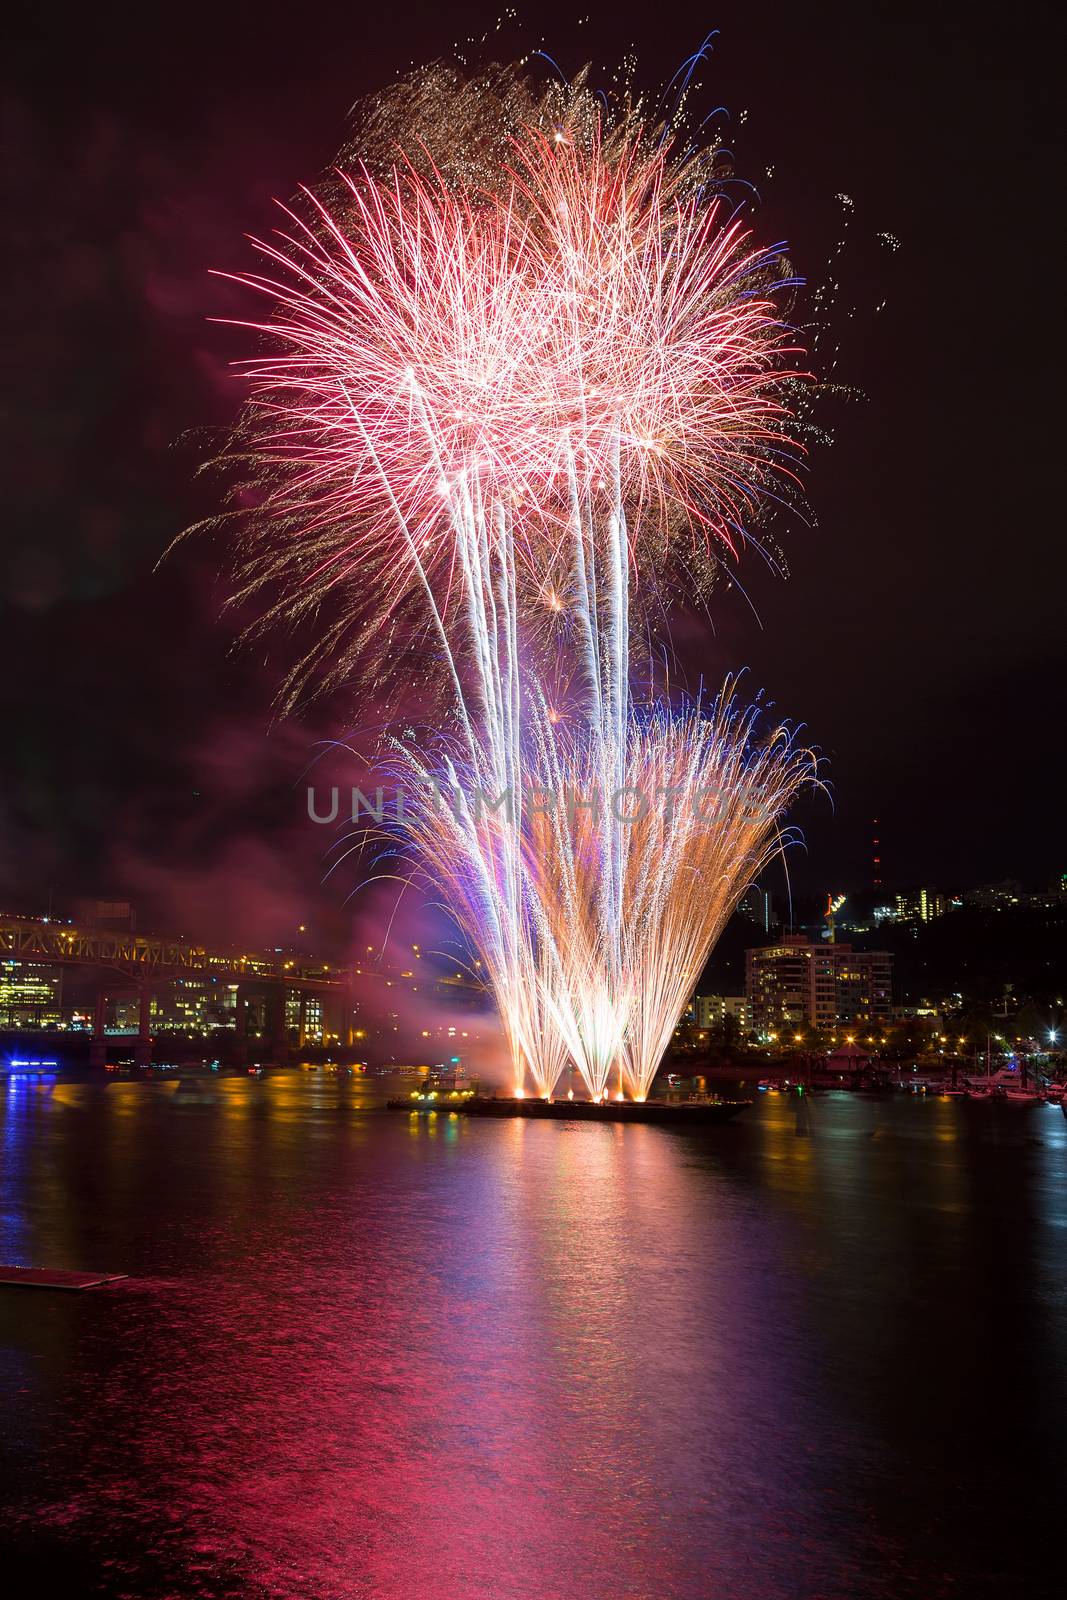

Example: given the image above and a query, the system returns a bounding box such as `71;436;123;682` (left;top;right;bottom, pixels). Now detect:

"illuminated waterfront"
2;1076;1065;1598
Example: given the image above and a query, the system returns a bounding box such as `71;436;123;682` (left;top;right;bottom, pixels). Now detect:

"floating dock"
0;1266;128;1291
389;1094;751;1125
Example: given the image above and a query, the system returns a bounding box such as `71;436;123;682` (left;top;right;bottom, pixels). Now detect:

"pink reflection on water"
9;1082;890;1598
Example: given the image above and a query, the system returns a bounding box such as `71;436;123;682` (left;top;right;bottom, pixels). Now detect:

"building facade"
894;887;950;922
0;961;64;1028
692;994;749;1033
745;936;892;1037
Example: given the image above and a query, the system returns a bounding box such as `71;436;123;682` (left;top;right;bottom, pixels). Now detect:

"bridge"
0;915;482;1067
0;916;346;985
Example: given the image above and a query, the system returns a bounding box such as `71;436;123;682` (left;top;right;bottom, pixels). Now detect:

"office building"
0;960;64;1028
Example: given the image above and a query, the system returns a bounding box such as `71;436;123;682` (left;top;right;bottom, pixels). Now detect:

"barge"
388;1091;751;1125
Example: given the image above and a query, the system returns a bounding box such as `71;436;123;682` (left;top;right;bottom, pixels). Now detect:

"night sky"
3;1;1063;946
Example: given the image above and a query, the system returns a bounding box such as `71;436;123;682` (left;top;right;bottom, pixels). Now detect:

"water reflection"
0;1080;1064;1597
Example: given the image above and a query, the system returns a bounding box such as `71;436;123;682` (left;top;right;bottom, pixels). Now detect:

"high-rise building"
0;961;64;1027
745;936;892;1037
737;886;774;933
833;950;893;1027
285;990;324;1042
894;887;949;923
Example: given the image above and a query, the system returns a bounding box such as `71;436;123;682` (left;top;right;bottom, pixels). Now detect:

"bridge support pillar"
321;996;344;1050
266;983;290;1065
231;988;248;1063
133;985;152;1069
90;990;108;1070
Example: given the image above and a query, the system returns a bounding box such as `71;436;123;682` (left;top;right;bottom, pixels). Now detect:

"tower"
870;819;883;894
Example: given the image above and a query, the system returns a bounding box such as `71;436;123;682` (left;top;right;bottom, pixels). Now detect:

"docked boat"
991;1066;1042;1104
966;1067;1042;1105
387;1081;477;1111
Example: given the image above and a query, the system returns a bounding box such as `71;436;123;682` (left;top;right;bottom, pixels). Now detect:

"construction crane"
824;893;846;943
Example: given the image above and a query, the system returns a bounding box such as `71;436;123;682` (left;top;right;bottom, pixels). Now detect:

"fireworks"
220;61;816;1099
384;688;814;1102
220;92;804;706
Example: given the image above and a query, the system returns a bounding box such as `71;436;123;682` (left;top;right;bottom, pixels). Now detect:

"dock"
0;1266;128;1291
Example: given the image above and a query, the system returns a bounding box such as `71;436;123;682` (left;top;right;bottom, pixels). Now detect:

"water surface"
1;1075;1064;1598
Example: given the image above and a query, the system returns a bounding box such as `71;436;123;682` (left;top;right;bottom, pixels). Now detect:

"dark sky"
3;0;1064;945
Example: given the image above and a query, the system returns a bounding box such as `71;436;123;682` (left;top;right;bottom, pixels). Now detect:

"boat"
387;1086;477;1111
998;1084;1043;1106
386;1064;479;1111
990;1066;1042;1104
963;1039;999;1100
965;1067;1042;1105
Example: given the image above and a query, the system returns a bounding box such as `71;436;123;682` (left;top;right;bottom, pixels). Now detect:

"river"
1;1074;1064;1598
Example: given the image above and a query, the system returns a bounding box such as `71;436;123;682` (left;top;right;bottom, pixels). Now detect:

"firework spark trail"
364;401;814;1104
224;92;815;1097
613;699;815;1100
391;679;814;1101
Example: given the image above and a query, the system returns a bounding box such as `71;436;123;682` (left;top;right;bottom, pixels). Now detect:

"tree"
710;1011;741;1048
